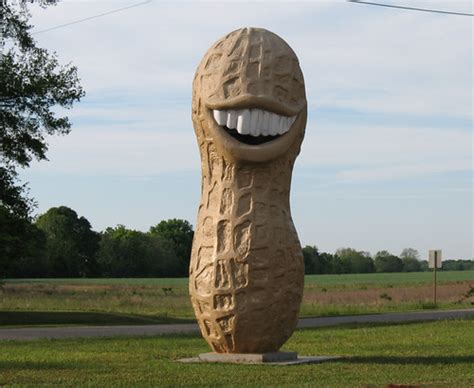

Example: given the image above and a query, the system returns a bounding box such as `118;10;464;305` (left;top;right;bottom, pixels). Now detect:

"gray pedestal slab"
178;352;342;365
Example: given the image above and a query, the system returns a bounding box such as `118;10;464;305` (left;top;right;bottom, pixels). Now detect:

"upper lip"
206;94;302;117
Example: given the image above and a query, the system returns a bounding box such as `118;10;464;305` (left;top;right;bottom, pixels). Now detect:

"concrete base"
178;352;342;365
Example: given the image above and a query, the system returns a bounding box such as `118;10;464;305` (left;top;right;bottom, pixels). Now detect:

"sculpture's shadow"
0;310;194;326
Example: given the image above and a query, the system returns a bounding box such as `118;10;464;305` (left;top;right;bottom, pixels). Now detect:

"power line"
32;0;152;35
347;0;474;16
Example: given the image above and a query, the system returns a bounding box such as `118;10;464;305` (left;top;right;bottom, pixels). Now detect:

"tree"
0;168;34;219
400;248;420;261
0;167;40;276
97;225;179;277
402;256;421;272
302;245;316;274
0;205;47;277
374;250;403;273
326;253;346;274
149;219;194;277
1;1;84;275
1;1;84;217
442;259;474;271
400;248;421;272
35;206;99;277
336;248;375;274
419;260;429;271
303;246;337;274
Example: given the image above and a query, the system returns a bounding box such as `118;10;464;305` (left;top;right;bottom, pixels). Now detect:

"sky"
21;0;472;259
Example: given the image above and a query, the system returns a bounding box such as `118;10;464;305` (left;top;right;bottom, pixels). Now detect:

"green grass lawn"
1;320;473;387
1;271;473;327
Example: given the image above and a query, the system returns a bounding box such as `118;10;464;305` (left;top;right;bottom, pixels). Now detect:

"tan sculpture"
189;27;307;354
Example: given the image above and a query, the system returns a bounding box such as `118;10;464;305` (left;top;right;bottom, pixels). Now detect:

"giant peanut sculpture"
190;27;307;354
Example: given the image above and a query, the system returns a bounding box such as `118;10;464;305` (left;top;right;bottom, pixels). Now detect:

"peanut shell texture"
190;27;307;354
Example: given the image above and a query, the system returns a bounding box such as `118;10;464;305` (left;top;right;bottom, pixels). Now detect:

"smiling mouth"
213;108;296;145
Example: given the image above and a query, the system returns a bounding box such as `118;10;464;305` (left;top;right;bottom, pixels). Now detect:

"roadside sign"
429;250;442;268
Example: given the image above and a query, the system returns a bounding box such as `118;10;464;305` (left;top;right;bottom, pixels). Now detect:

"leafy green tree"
351;252;375;273
149;219;194;277
1;1;84;217
98;225;179;277
442;259;474;271
374;250;403;273
400;248;421;272
302;246;333;275
402;257;421;272
0;167;34;220
326;253;347;274
419;260;430;271
0;205;47;277
400;248;420;261
336;248;375;274
36;206;99;277
1;1;84;275
302;246;316;274
302;245;328;274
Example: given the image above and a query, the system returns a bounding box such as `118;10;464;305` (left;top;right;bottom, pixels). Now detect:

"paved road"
1;309;472;341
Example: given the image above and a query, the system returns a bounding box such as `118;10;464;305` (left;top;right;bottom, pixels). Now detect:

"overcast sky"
22;0;473;259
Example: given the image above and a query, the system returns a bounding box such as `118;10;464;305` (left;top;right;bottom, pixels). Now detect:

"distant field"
305;270;474;287
5;270;474;287
1;320;473;386
1;271;473;326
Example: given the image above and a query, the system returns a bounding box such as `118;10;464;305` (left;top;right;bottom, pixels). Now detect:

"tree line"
1;206;193;278
302;246;474;275
1;205;473;278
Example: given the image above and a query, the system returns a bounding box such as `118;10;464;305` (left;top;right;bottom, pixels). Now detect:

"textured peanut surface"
193;27;305;114
190;28;307;353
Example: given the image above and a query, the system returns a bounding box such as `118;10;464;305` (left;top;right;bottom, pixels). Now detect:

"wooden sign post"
429;250;442;305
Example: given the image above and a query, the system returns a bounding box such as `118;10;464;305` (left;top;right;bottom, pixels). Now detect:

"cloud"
299;120;472;182
28;114;471;186
334;159;470;183
26;0;471;182
28;126;199;175
29;1;472;119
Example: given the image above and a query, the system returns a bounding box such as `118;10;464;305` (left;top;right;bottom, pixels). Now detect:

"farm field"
1;271;473;326
1;320;473;387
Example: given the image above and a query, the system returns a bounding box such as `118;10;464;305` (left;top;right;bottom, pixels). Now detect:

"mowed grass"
1;320;473;387
1;271;473;326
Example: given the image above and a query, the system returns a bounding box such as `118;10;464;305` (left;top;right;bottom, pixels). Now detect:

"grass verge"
1;319;473;387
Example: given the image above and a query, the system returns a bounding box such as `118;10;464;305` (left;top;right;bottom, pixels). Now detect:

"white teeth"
249;110;259;136
213;110;227;126
226;111;238;129
237;110;250;135
261;111;269;136
212;108;296;137
270;113;280;135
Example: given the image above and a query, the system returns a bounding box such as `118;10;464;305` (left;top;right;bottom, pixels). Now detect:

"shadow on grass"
0;311;195;326
343;355;474;365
